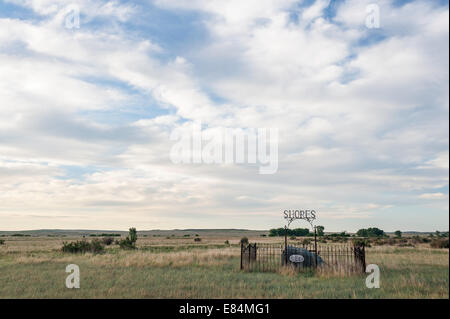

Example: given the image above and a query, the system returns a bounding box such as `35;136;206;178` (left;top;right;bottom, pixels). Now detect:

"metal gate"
240;241;366;274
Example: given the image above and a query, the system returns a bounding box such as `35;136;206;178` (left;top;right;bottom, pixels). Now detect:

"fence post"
240;241;243;270
362;244;366;273
314;226;318;268
255;243;258;271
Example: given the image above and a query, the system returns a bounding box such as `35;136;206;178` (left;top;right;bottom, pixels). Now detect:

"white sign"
289;255;305;263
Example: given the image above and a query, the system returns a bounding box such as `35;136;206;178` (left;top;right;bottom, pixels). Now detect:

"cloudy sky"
0;0;448;232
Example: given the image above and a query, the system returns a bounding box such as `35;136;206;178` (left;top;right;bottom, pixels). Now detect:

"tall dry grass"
0;236;448;298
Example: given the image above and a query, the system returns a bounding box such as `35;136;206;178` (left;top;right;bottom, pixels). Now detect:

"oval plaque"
289;254;305;263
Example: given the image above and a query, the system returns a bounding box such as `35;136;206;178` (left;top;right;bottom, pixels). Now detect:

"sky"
0;0;448;232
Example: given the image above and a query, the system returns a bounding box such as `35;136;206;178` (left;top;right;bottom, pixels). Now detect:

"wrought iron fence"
240;242;366;274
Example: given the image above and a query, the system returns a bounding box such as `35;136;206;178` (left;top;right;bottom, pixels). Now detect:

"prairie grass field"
0;232;448;299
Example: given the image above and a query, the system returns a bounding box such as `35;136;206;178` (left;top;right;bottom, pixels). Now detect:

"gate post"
284;226;288;265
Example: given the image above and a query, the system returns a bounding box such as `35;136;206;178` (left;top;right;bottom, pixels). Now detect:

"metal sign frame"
283;209;318;267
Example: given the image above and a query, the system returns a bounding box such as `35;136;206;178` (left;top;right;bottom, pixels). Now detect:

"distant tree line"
269;226;326;237
268;226;389;238
269;228;311;237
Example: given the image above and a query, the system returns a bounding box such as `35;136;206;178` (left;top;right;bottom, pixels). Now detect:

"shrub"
328;231;351;238
102;237;114;246
0;239;4;245
301;238;312;245
62;239;104;254
240;237;249;245
194;237;201;242
353;238;371;247
119;227;138;249
224;240;230;245
316;225;325;236
430;239;449;249
356;227;385;238
412;235;431;244
387;238;396;245
289;236;296;240
398;243;415;247
90;239;105;253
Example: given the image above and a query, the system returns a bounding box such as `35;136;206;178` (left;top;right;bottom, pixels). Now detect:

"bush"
90;239;105;252
386;238;396;245
289;236;296;240
373;239;385;246
398;243;415;247
316;225;325;236
194;237;201;242
353;238;371;247
62;239;104;254
356;227;385;238
301;238;311;245
119;227;138;249
224;240;230;245
412;235;431;244
430;239;449;249
240;237;249;245
0;239;4;245
328;231;351;238
102;237;114;246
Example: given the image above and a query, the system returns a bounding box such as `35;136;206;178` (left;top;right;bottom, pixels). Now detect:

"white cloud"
419;193;447;199
0;0;448;231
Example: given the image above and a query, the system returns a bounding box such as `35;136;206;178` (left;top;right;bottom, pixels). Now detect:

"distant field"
0;233;448;298
0;229;269;237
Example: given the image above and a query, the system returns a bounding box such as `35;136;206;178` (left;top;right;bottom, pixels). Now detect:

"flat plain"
0;231;448;298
